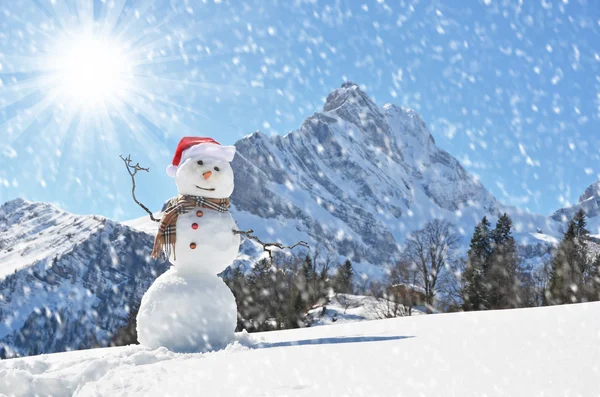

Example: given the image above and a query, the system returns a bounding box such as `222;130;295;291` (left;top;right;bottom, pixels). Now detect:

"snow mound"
1;302;598;397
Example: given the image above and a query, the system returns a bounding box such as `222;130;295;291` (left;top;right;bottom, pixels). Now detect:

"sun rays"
45;31;134;108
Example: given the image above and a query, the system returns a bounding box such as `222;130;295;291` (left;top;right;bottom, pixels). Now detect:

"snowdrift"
0;302;598;397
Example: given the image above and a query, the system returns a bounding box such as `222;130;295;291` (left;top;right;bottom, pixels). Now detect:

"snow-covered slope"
229;82;560;271
1;302;598;397
0;199;170;358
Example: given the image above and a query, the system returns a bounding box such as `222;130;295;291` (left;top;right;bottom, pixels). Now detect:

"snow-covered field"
1;302;598;397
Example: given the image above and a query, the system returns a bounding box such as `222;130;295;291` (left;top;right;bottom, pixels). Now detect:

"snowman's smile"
195;185;216;192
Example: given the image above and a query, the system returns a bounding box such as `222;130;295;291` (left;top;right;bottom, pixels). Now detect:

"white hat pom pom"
166;164;178;177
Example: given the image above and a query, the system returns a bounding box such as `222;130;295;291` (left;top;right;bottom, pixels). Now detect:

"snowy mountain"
230;82;559;271
1;302;598;396
0;199;169;358
552;181;600;233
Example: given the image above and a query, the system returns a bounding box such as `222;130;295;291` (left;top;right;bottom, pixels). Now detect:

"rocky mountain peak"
551;180;600;222
323;82;381;116
579;181;600;203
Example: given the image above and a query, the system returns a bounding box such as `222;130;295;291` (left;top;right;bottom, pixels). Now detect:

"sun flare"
48;32;134;109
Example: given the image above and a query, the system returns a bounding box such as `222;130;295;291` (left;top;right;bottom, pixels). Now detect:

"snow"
0;199;103;279
1;302;598;397
307;293;425;326
136;267;237;353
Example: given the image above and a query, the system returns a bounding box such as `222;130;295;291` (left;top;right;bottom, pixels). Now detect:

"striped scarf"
151;194;230;260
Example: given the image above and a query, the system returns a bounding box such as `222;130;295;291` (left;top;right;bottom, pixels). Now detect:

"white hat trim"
181;143;236;163
166;164;178;177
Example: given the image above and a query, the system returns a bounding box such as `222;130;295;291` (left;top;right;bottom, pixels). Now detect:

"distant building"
388;284;427;307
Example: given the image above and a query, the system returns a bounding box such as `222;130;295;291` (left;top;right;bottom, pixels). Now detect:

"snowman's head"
175;156;235;198
167;137;236;198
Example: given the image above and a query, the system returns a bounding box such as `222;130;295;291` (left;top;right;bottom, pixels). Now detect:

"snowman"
136;137;240;353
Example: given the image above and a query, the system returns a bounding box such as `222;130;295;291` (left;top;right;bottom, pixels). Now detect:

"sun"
47;32;134;109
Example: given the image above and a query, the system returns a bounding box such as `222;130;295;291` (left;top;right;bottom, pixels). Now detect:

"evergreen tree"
487;213;520;309
300;254;316;303
301;254;315;281
573;209;589;238
572;209;591;290
546;210;590;305
246;259;276;329
587;255;600;302
462;217;492;310
333;259;354;294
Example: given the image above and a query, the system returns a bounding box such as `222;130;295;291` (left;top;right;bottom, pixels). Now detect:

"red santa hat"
166;137;236;177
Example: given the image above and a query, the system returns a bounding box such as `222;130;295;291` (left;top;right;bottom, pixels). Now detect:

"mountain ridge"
0;198;169;358
552;180;600;223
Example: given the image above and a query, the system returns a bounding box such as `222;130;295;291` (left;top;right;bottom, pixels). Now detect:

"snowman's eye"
197;160;203;166
214;166;220;172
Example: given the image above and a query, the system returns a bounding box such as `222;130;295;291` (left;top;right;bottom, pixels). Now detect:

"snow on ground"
306;293;425;326
1;302;599;397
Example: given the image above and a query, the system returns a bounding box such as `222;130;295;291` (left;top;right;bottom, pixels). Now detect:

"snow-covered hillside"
0;302;598;397
0;199;170;358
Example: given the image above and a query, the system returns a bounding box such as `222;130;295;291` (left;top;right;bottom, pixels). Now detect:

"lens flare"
48;33;133;109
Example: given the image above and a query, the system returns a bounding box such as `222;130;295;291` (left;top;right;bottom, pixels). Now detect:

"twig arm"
120;154;160;223
233;229;309;260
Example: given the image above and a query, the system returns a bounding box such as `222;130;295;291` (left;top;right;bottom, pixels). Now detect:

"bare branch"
119;154;160;223
233;229;309;261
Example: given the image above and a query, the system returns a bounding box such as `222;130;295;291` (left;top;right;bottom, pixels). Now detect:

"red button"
190;242;197;249
196;210;203;217
192;223;198;230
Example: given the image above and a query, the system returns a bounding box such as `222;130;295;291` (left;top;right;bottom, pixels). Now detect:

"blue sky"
0;0;599;220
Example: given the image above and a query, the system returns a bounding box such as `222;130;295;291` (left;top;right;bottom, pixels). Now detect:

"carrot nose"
203;171;212;180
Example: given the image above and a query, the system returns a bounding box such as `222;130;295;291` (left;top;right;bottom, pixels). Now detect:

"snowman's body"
137;138;241;353
170;209;240;274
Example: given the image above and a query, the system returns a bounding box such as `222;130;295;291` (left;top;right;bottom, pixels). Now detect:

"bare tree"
403;219;460;313
335;293;356;314
365;281;409;319
319;252;336;281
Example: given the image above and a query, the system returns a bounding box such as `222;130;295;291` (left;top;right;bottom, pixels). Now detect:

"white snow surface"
307;293;425;326
1;302;598;397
